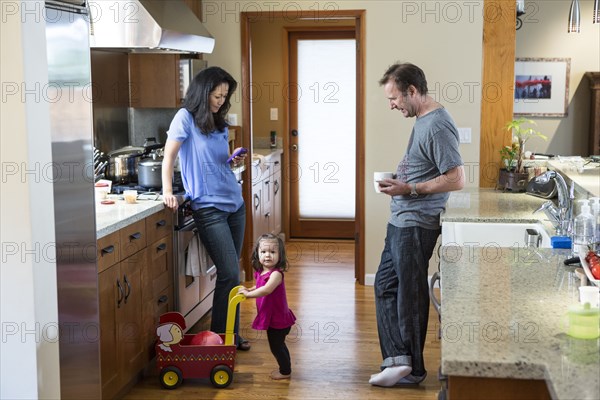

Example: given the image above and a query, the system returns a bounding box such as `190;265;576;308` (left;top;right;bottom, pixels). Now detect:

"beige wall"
516;0;600;156
202;1;484;279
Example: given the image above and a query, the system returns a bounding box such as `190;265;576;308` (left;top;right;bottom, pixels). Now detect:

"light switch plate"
270;108;278;121
458;127;472;144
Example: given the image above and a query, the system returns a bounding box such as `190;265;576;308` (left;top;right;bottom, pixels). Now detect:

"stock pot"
107;146;145;184
138;153;163;189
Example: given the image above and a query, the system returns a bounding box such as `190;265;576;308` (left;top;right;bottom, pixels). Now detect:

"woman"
162;66;250;350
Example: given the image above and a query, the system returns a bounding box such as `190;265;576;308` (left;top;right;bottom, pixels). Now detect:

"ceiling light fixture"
568;0;581;33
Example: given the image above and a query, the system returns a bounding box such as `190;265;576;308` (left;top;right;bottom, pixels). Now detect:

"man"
370;63;464;387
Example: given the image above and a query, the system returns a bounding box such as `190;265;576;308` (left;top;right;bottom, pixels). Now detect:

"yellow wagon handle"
224;285;246;346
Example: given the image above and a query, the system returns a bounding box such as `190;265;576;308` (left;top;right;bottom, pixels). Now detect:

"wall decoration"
514;58;571;117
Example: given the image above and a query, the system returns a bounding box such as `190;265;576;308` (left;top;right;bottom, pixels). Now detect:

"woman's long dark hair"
183;66;237;134
250;234;289;273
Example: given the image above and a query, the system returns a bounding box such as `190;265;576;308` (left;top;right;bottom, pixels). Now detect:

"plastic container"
565;303;600;339
572;199;595;255
270;131;277;149
589;197;600;249
94;182;110;201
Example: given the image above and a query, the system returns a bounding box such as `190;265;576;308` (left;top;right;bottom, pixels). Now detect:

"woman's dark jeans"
374;224;440;377
192;204;246;336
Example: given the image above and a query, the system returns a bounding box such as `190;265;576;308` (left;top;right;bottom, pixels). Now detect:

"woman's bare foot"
270;370;291;380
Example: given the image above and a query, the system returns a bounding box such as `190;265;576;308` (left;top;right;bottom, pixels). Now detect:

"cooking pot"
138;152;163;189
107;146;145;184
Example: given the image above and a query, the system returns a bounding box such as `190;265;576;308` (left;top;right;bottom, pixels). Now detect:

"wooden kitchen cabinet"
97;208;174;399
141;208;174;361
128;54;182;108
98;233;146;400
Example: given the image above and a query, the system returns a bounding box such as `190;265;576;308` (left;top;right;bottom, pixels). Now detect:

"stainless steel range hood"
89;0;215;54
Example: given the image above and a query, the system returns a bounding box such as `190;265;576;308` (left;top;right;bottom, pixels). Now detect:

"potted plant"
497;118;547;192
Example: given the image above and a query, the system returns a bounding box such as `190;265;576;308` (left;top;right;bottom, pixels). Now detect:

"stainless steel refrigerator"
45;1;101;398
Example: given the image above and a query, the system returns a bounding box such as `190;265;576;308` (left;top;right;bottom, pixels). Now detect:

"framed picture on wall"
513;57;571;117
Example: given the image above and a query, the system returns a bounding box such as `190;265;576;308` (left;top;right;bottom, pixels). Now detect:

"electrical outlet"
458;127;471;144
270;108;278;121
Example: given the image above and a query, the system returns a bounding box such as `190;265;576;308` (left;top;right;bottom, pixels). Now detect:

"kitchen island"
440;189;600;400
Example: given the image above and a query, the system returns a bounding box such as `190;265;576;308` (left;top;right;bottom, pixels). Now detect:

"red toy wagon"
156;286;246;389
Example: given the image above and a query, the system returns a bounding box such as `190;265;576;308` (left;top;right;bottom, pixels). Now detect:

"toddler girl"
239;234;296;380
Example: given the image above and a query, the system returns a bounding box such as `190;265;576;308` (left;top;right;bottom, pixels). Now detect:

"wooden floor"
124;241;442;400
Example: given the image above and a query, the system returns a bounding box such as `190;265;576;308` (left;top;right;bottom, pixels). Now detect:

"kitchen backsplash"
128;108;179;146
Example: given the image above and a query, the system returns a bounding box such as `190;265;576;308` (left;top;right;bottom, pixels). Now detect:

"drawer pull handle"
129;232;142;241
123;274;131;303
254;194;260;210
116;278;124;308
101;245;114;255
156;219;166;227
156;243;167;252
158;295;168;304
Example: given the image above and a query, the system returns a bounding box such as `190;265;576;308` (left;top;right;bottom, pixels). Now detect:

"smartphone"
227;147;248;163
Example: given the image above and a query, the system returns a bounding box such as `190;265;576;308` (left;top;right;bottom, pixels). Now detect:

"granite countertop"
441;246;599;400
440;188;600;399
547;159;600;198
253;147;283;158
441;187;552;224
95;196;165;239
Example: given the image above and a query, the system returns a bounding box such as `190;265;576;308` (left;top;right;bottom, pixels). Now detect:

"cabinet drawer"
119;219;147;259
147;236;172;296
97;231;120;273
154;285;173;321
146;208;173;244
271;154;281;174
141;285;174;361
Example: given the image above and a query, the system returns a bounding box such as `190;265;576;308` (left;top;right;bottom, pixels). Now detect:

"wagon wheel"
160;366;183;390
210;365;233;388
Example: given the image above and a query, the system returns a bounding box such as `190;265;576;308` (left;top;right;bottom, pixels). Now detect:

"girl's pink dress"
251;269;296;330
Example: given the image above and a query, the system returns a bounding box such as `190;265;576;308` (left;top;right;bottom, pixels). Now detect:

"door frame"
240;9;366;284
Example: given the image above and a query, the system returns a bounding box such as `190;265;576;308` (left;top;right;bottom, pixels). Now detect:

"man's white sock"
368;365;412;387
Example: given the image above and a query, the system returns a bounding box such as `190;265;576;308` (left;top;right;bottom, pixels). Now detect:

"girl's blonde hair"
250;234;289;272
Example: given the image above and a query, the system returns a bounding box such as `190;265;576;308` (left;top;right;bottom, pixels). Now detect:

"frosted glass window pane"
297;39;356;219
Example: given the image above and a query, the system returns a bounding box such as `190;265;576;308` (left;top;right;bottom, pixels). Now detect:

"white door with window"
288;30;356;239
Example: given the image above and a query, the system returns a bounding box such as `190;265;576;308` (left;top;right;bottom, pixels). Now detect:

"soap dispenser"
590;197;600;249
572;199;595;255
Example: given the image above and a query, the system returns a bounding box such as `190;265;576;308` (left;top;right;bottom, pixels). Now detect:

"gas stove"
111;171;184;195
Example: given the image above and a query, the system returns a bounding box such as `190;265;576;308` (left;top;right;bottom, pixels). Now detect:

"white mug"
374;172;394;193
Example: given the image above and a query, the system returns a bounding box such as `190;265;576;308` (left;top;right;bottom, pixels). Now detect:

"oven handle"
207;265;217;279
177;219;198;233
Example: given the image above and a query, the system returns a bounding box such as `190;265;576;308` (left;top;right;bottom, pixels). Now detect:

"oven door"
175;222;217;330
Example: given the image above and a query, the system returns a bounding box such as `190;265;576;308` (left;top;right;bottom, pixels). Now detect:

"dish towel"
185;234;214;276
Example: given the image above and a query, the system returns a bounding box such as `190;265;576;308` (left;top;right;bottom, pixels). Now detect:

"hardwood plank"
124;241;442;399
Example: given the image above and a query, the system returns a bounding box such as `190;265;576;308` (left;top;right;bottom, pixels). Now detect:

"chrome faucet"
533;171;573;236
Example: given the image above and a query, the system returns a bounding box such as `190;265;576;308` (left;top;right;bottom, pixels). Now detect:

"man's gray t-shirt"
390;107;463;230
